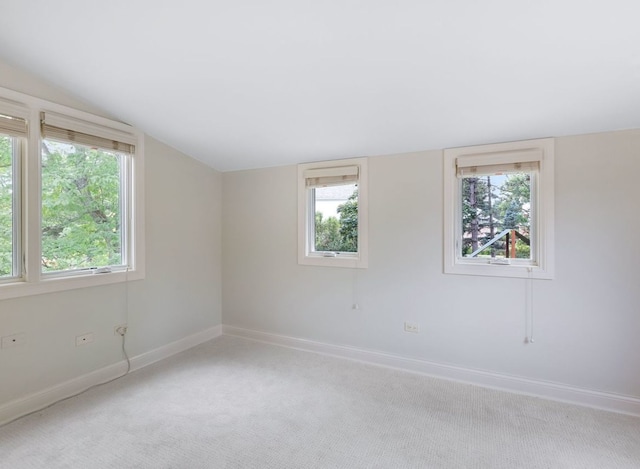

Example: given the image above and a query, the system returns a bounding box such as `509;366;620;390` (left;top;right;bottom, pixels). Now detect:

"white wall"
0;60;222;406
222;130;640;398
2;55;638;410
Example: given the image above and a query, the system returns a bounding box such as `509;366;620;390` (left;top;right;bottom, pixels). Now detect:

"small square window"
444;139;554;279
298;158;368;268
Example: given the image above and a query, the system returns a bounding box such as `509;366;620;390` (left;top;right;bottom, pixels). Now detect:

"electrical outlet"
404;321;420;333
114;324;128;336
1;333;26;349
76;332;94;346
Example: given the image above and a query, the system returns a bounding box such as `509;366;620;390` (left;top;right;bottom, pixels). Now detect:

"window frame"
298;157;368;269
0;99;28;284
0;86;145;300
443;138;554;279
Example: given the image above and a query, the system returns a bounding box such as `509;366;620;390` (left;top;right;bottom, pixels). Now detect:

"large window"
298;158;368;268
40;113;134;275
444;139;554;279
0;89;144;300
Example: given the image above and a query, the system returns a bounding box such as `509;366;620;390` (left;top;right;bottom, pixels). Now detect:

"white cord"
351;268;360;310
525;267;535;343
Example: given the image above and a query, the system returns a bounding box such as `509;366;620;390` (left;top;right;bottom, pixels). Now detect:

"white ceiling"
1;1;639;171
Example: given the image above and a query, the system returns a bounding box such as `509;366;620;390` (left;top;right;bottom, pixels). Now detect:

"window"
0;109;26;281
298;158;368;268
0;88;144;300
444;138;554;279
40;112;134;275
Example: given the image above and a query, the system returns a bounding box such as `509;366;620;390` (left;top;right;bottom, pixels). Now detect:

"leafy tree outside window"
41;139;123;273
314;188;358;253
0;135;15;277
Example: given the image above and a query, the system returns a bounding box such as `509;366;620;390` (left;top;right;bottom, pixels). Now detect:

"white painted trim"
129;325;222;372
222;325;640;417
0;325;222;426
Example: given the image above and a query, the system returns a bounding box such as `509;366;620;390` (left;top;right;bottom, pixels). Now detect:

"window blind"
456;149;541;177
41;112;136;154
304;165;359;188
0;113;28;138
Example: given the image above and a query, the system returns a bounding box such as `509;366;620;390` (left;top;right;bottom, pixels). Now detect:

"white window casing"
443;138;555;279
298;157;368;268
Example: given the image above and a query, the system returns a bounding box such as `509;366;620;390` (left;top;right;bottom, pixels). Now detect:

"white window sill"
445;261;552;279
299;254;368;269
0;269;143;301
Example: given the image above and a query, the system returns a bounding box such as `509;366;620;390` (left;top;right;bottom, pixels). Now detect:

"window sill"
0;269;143;301
299;254;368;269
444;261;552;279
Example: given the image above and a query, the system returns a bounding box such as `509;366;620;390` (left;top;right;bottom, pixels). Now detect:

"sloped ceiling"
1;1;639;171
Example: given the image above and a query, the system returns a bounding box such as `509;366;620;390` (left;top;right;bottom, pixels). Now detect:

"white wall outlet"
404;321;420;333
114;324;128;336
1;333;26;349
75;332;94;346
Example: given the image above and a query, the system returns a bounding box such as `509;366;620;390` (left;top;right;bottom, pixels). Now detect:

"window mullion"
24;108;42;283
11;138;22;278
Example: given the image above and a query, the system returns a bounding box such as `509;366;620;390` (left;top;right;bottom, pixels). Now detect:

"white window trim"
443;138;554;279
0;86;145;300
298;157;368;268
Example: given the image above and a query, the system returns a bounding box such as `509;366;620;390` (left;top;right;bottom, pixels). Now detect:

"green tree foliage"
0;136;13;276
41;140;122;272
495;173;531;229
336;190;358;252
314;189;358;253
315;212;341;251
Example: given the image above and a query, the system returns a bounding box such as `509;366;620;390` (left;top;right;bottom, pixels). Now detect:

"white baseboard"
222;325;640;417
129;325;222;372
0;325;222;426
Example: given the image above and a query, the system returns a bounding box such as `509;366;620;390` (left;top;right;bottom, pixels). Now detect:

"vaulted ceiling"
1;1;639;171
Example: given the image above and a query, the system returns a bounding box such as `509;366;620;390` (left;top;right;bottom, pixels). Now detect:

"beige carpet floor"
1;335;639;468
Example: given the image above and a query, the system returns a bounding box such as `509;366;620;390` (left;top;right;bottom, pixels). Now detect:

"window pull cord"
525;267;535;344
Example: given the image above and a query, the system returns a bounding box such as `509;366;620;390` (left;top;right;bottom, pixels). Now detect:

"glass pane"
41;139;123;273
313;183;358;253
0;135;14;277
461;173;532;260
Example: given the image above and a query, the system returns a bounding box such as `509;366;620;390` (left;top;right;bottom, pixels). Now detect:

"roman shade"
304;165;359;188
0;113;27;138
41;111;136;154
456;149;542;177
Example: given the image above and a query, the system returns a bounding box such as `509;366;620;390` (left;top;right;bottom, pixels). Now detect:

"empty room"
0;1;639;468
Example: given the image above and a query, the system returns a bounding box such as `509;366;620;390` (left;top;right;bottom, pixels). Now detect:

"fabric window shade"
305;165;359;188
0;113;28;138
456;149;542;177
41;112;136;154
